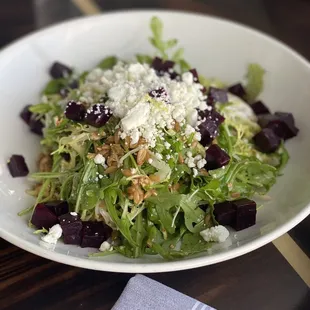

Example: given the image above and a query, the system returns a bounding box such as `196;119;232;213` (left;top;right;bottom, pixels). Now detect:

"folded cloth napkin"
112;274;215;310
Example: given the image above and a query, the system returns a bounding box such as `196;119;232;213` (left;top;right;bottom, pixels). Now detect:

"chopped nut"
104;166;118;174
105;136;115;144
87;153;96;159
122;169;133;177
174;121;181;132
38;153;52;172
231;192;240;198
199;169;208;176
149;174;160;183
137;148;148;165
178;153;184;164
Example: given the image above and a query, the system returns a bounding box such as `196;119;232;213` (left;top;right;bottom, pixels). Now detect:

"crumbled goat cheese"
99;241;112;252
94;154;106;166
197;158;207;169
82;62;207;147
41;224;62;245
193;168;198;177
70;212;78;216
200;225;229;243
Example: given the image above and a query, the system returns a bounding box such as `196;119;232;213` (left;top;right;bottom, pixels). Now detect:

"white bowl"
0;10;309;273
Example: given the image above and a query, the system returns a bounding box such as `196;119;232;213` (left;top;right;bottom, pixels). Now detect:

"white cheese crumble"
70;212;78;216
41;224;63;245
94;154;106;166
99;241;113;252
200;225;229;243
82;62;207;147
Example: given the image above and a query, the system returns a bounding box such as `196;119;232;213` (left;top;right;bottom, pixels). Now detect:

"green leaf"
29;103;53;114
136;54;153;64
164;39;178;49
43;79;67;95
172;48;184;62
179;59;191;72
156;205;175;234
245;63;265;103
150;16;163;40
181;233;212;254
131;212;147;257
98;56;118;70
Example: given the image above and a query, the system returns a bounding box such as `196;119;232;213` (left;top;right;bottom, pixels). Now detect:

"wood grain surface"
0;1;310;309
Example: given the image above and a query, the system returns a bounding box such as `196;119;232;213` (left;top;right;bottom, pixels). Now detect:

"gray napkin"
112;275;215;310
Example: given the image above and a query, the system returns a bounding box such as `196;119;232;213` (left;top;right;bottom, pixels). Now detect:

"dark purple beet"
20;105;32;125
205;144;230;170
258;113;298;140
64;101;86;122
251;101;270;115
231;198;257;231
189;69;199;83
253;128;281;153
80;221;112;248
149;87;169;103
228;83;247;101
7;155;29;177
59;212;82;245
151;57;175;73
29;117;44;136
49;62;72;79
198;110;225;146
31;203;58;229
208;87;228;104
61;153;71;162
214;201;235;225
85;104;112;128
45;201;69;217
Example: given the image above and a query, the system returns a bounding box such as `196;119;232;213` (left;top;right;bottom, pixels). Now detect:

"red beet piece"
81;222;112;248
251;101;270;115
49;62;72;79
258;113;298;140
64;101;86;122
31;203;59;229
208;87;228;104
214;201;235;225
7;155;29;177
253;128;281;153
29;117;44;136
151;57;175;73
59;212;82;245
231;198;257;231
149;87;169;103
85;104;112;128
228;83;247;101
45;201;69;217
205;144;230;170
189;69;199;83
20;105;32;125
198;110;225;146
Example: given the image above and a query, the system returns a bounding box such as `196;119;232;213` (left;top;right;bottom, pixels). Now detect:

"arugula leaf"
181;233;212;254
131;212;147;257
136;54;153;64
245;63;265;103
43;78;67;95
97;56;118;70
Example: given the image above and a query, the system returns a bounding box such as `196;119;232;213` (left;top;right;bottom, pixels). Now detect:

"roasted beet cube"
253;128;280;153
45;201;69;217
61;153;71;162
49;61;72;79
189;69;199;83
20;105;32;125
85;104;112;128
151;57;175;73
59;212;82;245
214;201;235;225
31;203;59;229
81;222;112;248
228;83;247;101
29;117;44;136
231;198;257;231
64;101;86;122
7;155;29;177
205;144;230;170
208;87;228;104
149;87;169;103
251;101;270;115
258;113;298;140
198;110;225;146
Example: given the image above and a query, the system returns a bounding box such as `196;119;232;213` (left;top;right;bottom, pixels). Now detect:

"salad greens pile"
23;17;289;259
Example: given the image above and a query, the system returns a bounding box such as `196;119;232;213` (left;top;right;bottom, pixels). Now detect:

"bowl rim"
1;9;310;273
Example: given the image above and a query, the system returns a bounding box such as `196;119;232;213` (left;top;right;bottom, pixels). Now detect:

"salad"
9;17;298;259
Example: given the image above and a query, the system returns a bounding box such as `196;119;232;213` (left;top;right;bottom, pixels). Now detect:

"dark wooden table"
1;1;310;309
